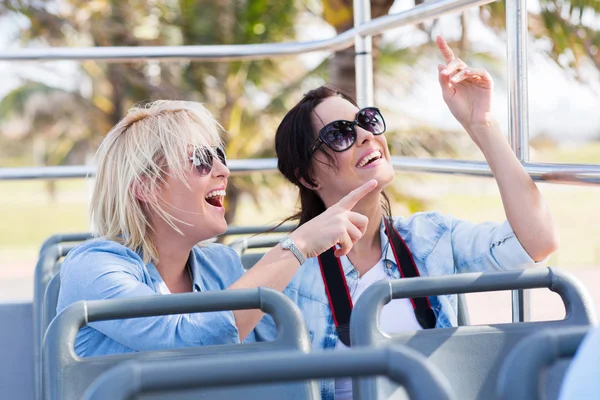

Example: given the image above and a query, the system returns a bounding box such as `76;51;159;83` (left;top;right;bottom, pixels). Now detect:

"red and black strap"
318;217;436;347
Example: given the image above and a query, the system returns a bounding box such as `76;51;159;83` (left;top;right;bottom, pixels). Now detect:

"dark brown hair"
275;84;392;227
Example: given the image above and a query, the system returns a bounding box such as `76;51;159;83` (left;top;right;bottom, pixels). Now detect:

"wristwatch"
280;236;306;265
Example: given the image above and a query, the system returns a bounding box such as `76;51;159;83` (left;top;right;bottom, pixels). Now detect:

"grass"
530;142;600;165
0;180;89;250
425;178;600;267
1;143;600;270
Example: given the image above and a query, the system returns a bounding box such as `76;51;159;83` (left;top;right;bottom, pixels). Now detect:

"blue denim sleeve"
58;243;240;351
449;218;542;273
249;314;277;342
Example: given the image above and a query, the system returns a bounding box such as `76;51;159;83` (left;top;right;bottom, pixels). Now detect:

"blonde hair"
90;100;223;263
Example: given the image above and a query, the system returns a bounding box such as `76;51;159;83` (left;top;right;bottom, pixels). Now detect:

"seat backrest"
230;235;286;270
34;242;79;400
241;252;266;269
350;268;596;400
456;293;470;326
43;287;317;400
42;272;61;342
35;228;291;399
496;325;590;400
0;302;34;400
83;346;456;400
228;235;285;256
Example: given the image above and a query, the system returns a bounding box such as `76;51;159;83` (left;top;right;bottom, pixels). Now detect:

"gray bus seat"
37;224;295;255
496;325;590;400
456;293;470;326
33;243;78;400
42;287;315;400
38;233;93;255
229;235;285;270
41;272;60;343
0;302;34;400
350;268;596;400
241;252;267;269
34;225;295;396
83;345;456;400
229;235;285;255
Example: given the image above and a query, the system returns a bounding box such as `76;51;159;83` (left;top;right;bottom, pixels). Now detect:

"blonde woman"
57;100;376;357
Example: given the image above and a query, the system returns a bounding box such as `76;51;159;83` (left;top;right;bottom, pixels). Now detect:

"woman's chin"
193;218;228;242
211;217;228;236
368;167;395;189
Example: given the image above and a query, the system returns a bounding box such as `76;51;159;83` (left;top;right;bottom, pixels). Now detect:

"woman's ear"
131;176;153;203
299;177;321;190
296;170;321;191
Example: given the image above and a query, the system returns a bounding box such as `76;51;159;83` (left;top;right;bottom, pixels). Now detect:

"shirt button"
385;261;393;269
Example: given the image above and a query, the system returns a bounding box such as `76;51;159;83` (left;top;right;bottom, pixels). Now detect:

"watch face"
281;238;292;249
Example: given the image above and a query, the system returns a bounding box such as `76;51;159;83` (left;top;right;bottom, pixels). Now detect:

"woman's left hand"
436;36;494;140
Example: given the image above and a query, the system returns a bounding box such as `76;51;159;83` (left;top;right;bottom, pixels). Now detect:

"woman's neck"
346;199;384;276
150;222;195;293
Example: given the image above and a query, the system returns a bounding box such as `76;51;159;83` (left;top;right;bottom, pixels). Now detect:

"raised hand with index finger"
436;36;494;133
289;179;378;259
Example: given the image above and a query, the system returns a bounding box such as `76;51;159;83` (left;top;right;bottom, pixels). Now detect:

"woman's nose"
356;125;375;146
212;157;230;179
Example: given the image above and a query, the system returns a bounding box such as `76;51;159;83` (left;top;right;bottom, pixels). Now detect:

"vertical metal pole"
506;0;531;322
353;0;374;108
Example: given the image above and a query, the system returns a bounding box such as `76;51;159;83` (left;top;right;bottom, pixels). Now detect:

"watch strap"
280;236;306;265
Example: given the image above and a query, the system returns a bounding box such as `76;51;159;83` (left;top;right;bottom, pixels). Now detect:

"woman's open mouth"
357;150;383;168
205;189;226;208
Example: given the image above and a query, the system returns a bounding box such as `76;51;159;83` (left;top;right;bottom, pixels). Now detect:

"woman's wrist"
288;231;309;260
465;118;504;150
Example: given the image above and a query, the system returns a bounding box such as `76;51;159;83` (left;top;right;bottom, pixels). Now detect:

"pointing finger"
436;35;455;63
337;179;378;210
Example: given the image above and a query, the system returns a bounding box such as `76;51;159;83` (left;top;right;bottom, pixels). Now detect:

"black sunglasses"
311;107;386;153
190;147;227;176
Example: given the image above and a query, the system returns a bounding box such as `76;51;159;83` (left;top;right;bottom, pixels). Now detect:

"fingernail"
441;69;449;75
451;77;458;82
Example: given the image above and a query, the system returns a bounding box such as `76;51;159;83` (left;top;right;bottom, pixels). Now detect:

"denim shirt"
57;239;269;357
259;212;541;400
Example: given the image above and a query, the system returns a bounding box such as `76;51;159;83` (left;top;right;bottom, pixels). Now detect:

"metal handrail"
506;0;531;323
3;157;600;185
0;0;495;62
1;0;597;325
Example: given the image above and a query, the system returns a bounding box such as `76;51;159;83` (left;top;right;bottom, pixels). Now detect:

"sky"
381;4;600;142
1;1;599;143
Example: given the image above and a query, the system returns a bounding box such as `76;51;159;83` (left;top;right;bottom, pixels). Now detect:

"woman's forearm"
228;243;303;340
468;120;559;262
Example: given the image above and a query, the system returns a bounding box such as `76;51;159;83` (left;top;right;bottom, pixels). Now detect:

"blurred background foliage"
0;0;598;221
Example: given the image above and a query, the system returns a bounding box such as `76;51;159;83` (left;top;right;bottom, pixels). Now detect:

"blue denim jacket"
259;212;541;399
57;239;269;357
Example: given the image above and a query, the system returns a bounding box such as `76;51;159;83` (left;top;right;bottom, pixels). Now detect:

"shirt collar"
187;251;204;292
340;219;396;276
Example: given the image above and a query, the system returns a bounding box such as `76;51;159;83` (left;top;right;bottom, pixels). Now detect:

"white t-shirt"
334;257;423;400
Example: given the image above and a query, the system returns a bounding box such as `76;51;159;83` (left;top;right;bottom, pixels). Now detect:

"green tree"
481;0;600;75
0;0;317;222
